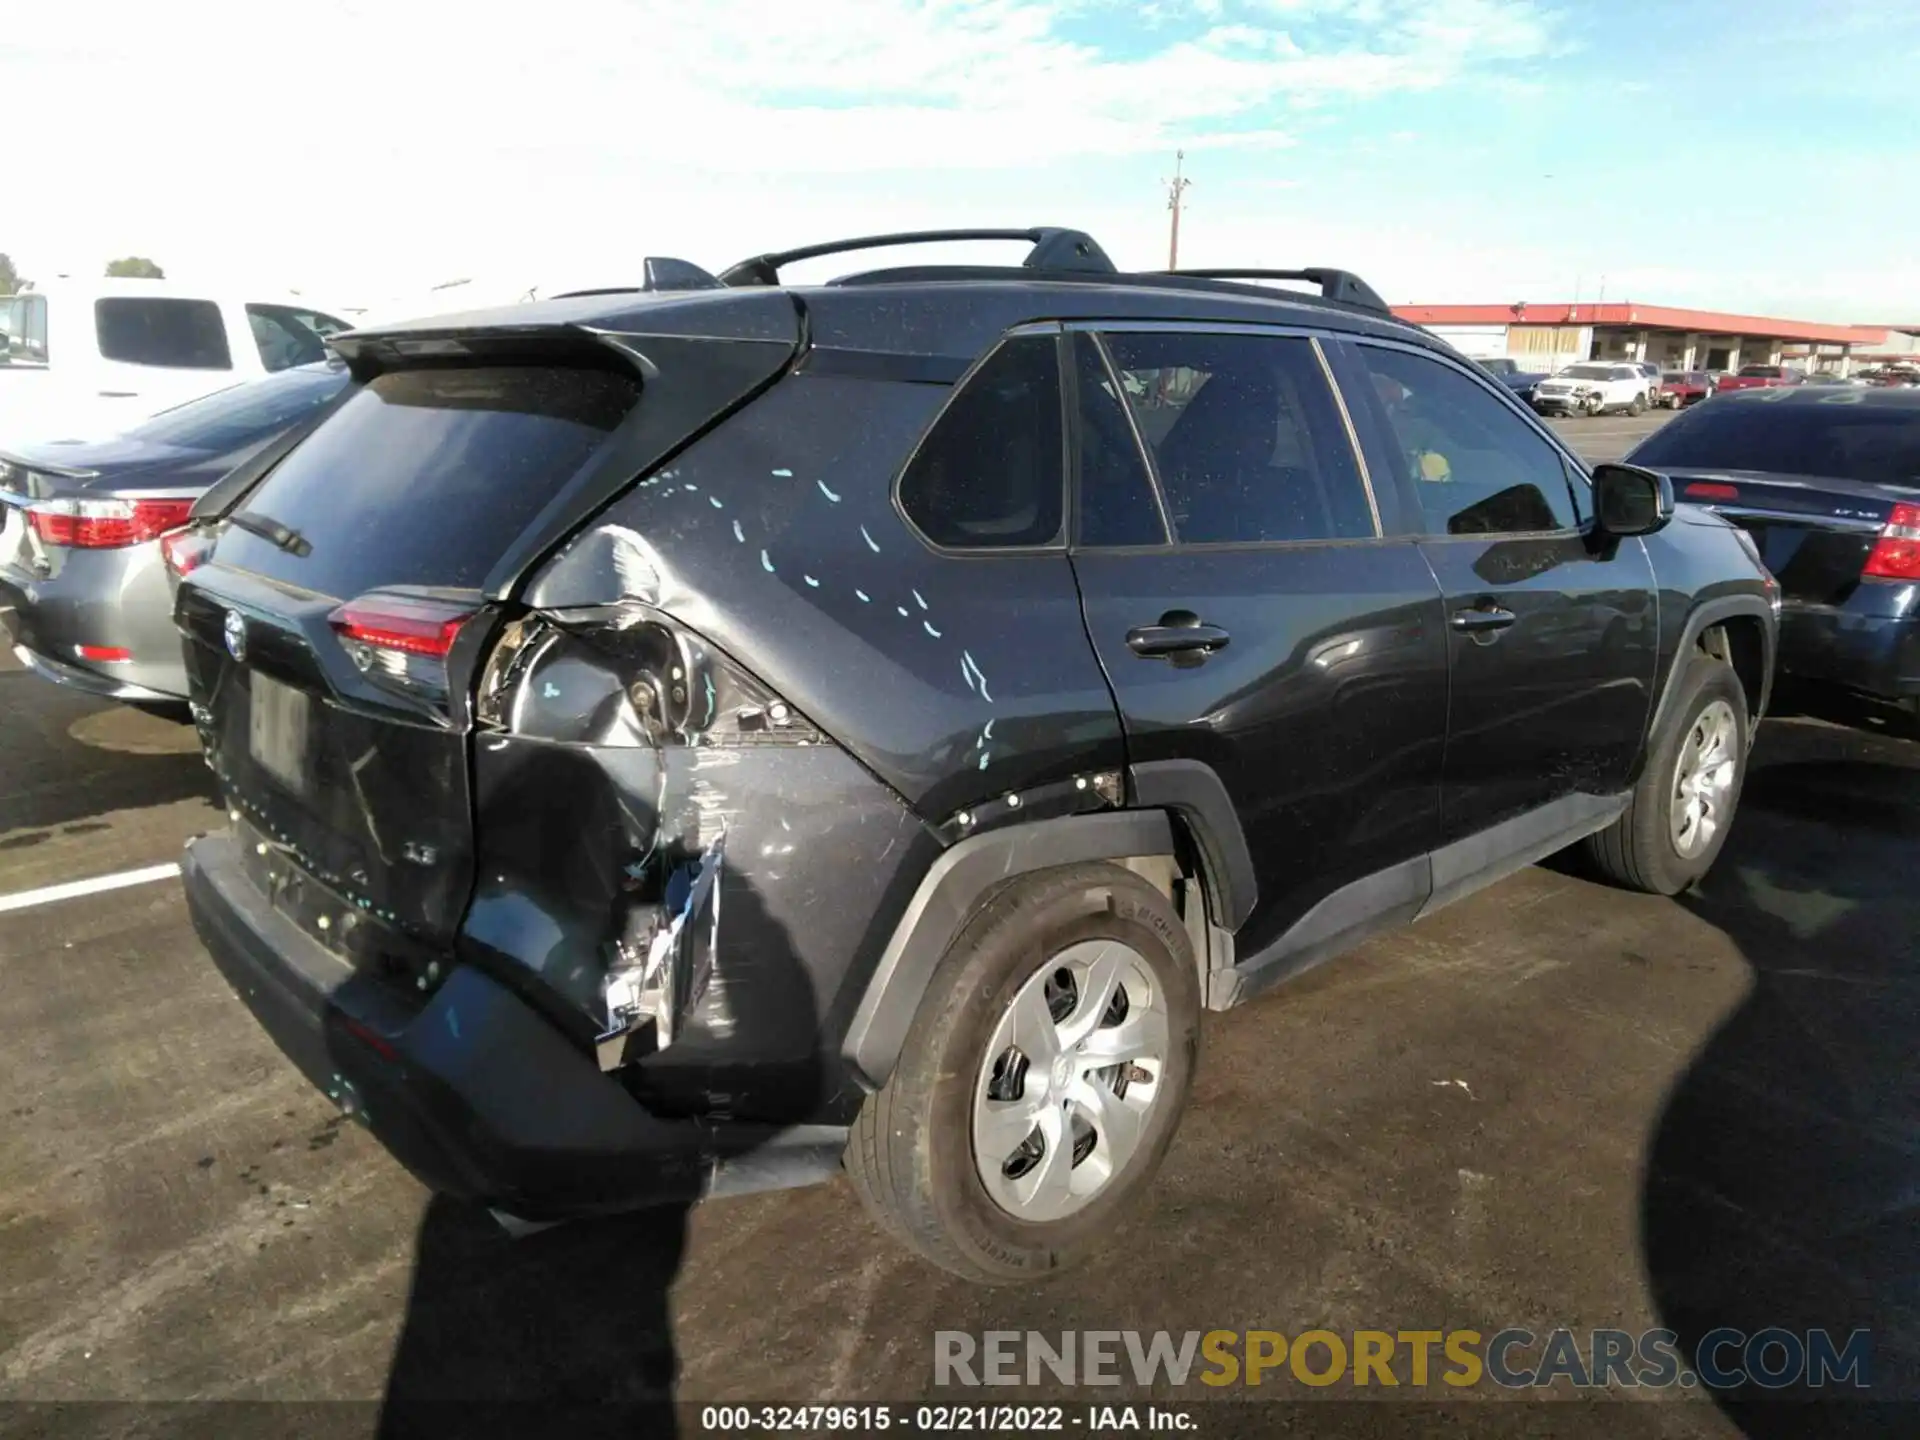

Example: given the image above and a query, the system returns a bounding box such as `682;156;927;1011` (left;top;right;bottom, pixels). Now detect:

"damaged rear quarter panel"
461;673;939;1126
524;373;1128;820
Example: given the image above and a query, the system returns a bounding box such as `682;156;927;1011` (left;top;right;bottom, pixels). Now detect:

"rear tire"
844;863;1201;1284
1629;393;1647;416
1585;651;1749;894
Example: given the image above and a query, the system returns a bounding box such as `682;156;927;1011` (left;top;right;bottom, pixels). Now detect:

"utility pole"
1164;150;1191;269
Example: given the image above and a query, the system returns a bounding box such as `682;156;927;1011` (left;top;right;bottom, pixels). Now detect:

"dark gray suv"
173;228;1777;1283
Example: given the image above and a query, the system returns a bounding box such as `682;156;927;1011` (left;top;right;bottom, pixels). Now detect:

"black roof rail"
1157;268;1389;315
718;228;1116;287
551;257;726;299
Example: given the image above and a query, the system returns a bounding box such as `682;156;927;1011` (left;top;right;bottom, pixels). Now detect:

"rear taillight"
27;497;194;549
1864;502;1920;581
160;529;213;578
1685;482;1740;502
328;593;475;700
477;607;820;748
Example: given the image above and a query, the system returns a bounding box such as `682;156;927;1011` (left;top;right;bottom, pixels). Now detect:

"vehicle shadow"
0;675;215;835
1639;721;1920;1434
372;868;825;1440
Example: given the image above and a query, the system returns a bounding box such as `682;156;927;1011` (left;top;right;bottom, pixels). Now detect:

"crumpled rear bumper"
182;829;848;1219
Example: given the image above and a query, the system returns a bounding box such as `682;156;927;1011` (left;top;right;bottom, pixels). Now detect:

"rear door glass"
1;294;49;366
216;366;639;598
246;304;332;372
95;298;233;369
1102;330;1375;545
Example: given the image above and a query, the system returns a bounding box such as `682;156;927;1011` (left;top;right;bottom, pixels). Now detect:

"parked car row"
14;228;1916;1287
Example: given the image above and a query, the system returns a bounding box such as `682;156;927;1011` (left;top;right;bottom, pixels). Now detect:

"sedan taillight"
1864;502;1920;581
28;497;194;549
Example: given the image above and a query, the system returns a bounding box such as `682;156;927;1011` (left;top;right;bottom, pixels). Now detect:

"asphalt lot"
5;406;1919;1437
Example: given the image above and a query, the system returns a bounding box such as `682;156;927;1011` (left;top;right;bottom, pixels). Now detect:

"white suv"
0;280;349;445
1530;362;1651;417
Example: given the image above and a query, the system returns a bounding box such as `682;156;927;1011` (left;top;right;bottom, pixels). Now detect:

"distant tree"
105;256;165;279
0;253;21;295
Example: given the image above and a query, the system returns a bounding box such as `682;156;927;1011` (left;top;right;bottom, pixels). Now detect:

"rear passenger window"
1102;332;1375;545
899;335;1064;549
1073;334;1166;547
247;304;331;372
95;298;232;370
1354;346;1580;536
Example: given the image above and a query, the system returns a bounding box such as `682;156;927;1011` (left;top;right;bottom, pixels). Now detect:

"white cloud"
1;0;1554;298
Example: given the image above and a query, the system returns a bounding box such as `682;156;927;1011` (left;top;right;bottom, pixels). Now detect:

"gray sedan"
0;360;350;704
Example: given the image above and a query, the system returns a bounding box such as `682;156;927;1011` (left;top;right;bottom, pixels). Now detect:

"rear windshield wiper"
228;511;312;557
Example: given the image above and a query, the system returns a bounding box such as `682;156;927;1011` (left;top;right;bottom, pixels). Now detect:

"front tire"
844;863;1201;1284
1585;651;1749;894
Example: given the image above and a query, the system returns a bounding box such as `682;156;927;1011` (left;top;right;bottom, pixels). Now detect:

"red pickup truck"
1714;364;1805;396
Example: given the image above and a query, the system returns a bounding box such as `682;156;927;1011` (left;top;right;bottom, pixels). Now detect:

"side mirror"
1591;463;1673;537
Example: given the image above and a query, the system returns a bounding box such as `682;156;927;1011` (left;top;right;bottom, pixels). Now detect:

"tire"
1629;393;1646;416
1585;651;1749;894
1584;393;1604;417
844;862;1201;1284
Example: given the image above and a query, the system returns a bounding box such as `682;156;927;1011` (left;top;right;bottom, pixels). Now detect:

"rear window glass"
217;366;638;596
1631;400;1920;487
129;362;349;452
95;298;232;369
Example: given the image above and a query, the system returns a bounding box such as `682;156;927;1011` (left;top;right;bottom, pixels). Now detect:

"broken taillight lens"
1864;502;1920;581
160;528;213;578
28;496;194;548
329;593;476;701
477;608;820;748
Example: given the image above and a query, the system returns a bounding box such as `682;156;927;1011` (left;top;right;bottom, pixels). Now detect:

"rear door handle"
1127;612;1231;661
1450;605;1518;635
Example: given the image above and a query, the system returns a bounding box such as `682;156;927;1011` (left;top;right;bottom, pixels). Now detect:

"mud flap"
596;834;724;1071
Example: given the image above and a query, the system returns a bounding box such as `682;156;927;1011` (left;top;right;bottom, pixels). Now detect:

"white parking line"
0;863;183;915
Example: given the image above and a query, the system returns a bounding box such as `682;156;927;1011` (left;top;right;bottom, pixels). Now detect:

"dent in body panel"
525;373;1128;821
459;614;935;1123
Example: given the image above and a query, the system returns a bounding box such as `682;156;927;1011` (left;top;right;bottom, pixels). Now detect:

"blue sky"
5;0;1917;320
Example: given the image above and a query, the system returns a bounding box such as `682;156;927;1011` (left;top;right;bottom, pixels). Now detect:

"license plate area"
249;672;312;798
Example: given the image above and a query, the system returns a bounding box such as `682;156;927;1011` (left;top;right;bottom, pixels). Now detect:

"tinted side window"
1;295;48;365
899;335;1063;549
1073;334;1166;547
247;304;330;372
1355;346;1579;536
1103;331;1374;545
95;298;232;370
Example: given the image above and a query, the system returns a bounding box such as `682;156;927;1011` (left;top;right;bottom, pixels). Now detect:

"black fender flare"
1128;759;1257;932
1649;593;1777;743
840;809;1175;1090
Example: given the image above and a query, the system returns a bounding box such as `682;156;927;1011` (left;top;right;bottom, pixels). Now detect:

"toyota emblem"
223;609;248;664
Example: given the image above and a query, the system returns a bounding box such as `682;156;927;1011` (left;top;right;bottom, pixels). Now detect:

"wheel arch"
1650;594;1776;746
841;809;1188;1090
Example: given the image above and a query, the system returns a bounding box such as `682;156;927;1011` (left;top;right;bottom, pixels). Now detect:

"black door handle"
1450;605;1518;635
1127;610;1231;661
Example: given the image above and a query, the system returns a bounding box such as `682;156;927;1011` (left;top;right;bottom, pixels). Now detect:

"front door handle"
1127;611;1231;662
1450;605;1518;635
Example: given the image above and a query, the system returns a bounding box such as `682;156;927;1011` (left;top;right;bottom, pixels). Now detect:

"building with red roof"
1389;301;1890;376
